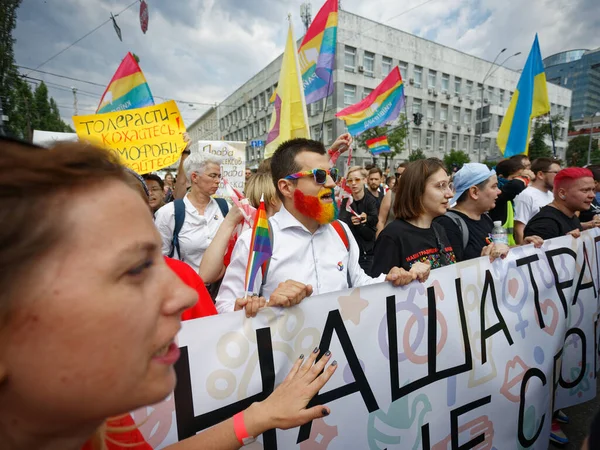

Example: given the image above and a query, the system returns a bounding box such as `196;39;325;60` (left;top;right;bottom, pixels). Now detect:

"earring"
560;195;566;199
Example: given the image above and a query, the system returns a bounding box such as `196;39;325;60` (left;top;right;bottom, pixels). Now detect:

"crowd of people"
2;131;600;449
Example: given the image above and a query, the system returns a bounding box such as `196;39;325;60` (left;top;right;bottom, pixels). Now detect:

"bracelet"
233;411;256;446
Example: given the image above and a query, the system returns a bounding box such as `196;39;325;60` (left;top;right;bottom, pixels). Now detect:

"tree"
528;114;563;160
356;115;408;169
0;0;23;136
408;148;426;161
443;150;470;170
566;135;600;167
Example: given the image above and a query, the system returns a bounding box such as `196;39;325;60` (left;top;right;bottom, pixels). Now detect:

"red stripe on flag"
366;136;388;146
300;0;338;46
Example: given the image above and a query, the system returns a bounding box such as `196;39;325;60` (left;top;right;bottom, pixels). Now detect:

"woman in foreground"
0;139;336;450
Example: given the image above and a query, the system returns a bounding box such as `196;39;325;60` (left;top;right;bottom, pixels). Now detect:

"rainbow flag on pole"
366;136;391;155
336;67;405;136
298;0;338;104
96;52;154;114
244;195;273;295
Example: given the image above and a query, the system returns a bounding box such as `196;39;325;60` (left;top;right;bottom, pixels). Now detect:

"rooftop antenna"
300;3;312;32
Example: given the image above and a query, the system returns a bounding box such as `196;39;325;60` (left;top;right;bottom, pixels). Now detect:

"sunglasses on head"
284;168;340;184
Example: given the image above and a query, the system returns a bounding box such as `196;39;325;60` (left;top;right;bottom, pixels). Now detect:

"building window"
326;122;333;144
426;131;434;150
439;132;447;152
412;129;421;149
399;61;408;80
362;87;373;99
453;106;460;124
487;86;494;104
454;77;461;95
363;51;375;77
451;134;459;150
412;98;422;114
344;46;356;71
440;104;448;122
464;109;472;125
466;80;473;97
382;56;392;76
344;84;356;105
441;73;450;93
499;90;505;108
462;136;470;152
414;66;423;88
427;102;435;120
428;70;436;89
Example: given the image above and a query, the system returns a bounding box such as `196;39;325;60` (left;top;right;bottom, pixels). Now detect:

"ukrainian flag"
497;35;550;157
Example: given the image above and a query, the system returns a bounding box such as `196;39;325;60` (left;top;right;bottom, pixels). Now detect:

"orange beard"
293;188;339;224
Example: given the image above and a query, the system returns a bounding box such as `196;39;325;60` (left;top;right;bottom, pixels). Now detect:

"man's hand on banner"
234;295;267;318
522;235;544;248
385;266;418;286
409;261;431;283
567;228;582;239
268;280;313;308
245;349;337;434
482;243;509;262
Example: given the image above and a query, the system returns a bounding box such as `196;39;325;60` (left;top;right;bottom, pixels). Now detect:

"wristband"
233;411;256;446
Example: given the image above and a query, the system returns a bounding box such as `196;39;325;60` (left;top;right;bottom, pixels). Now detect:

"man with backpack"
215;138;426;314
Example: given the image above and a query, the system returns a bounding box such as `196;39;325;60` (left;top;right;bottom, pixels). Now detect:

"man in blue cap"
434;163;541;262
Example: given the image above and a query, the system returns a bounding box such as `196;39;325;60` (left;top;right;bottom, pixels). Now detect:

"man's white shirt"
215;206;385;313
514;186;554;225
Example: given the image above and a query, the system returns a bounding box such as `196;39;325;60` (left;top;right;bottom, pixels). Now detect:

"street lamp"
587;112;600;166
477;50;522;162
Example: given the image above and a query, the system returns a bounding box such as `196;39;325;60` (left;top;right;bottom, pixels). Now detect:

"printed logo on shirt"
406;246;456;269
213;215;219;220
337;261;344;271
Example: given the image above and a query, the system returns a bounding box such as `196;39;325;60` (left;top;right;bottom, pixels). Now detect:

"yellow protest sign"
73;100;186;174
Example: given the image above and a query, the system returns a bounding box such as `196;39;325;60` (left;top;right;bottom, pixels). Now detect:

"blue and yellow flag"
497;35;550;157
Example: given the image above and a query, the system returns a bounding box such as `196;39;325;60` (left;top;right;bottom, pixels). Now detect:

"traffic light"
413;113;423;126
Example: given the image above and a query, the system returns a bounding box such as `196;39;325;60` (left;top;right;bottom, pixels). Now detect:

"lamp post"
477;50;521;162
587;112;600;166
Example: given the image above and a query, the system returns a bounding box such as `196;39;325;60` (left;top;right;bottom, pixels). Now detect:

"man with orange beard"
216;139;429;313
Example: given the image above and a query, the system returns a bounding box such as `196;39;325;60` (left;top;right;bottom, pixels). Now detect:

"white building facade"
210;10;572;168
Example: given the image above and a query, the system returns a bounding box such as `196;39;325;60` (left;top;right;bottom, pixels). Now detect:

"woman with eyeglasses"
370;158;456;278
155;152;228;273
338;166;379;273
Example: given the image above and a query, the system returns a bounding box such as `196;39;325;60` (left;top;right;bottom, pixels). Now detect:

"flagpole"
319;57;336;143
549;117;556;157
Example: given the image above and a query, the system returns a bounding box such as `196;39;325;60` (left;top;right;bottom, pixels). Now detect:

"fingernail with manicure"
299;354;304;359
325;350;331;356
322;408;329;416
313;347;319;353
332;360;338;366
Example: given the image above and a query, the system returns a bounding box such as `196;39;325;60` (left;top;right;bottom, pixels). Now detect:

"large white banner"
196;140;246;194
135;230;600;449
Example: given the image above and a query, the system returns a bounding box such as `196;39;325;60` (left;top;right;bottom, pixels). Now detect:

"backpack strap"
331;220;352;288
169;199;186;260
258;219;274;297
445;211;469;251
214;197;229;217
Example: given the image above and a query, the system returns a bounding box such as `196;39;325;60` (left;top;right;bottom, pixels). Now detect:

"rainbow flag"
336;66;405;136
96;52;154;114
244;195;272;295
298;0;338;104
366;136;391;155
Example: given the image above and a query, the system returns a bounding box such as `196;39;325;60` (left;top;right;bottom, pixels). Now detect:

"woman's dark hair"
393;158;446;220
0;139;129;319
270;138;327;200
495;159;524;178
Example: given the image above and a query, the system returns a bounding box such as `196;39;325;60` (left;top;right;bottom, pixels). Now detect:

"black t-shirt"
339;194;378;256
366;186;385;211
434;211;494;262
370;219;457;276
524;205;582;240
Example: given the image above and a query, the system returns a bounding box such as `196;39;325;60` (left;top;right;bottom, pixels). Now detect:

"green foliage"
566;135;600;167
528;114;563;160
443;150;470;170
408;148;426;161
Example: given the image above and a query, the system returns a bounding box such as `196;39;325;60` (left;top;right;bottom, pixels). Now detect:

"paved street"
549;382;600;449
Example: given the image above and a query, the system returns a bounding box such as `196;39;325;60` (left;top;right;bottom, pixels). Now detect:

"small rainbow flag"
366;136;391;155
244;195;273;295
336;66;405;136
97;52;154;114
298;0;338;105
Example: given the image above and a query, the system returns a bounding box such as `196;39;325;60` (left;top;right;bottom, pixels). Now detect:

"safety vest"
503;201;516;246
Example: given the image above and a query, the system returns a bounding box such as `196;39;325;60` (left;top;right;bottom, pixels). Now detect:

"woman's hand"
234;295;267;318
409;261;431;283
246;349;337;434
522;235;544;248
481;243;509;262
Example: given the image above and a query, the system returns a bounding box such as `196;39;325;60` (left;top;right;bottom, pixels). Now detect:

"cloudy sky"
14;0;599;126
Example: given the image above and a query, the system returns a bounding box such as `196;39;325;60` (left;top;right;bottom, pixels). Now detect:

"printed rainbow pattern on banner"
244;195;272;294
298;0;338;105
366;136;391;155
97;52;155;114
336;66;405;136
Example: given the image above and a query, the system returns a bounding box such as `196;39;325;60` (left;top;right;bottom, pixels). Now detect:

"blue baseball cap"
450;163;496;206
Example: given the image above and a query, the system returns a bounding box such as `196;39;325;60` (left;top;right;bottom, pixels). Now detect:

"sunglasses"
284;168;340;184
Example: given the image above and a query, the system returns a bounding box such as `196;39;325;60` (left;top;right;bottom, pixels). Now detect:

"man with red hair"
524;167;595;241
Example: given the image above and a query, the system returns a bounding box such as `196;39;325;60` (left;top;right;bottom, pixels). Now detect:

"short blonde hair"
346;166;368;179
245;171;278;209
